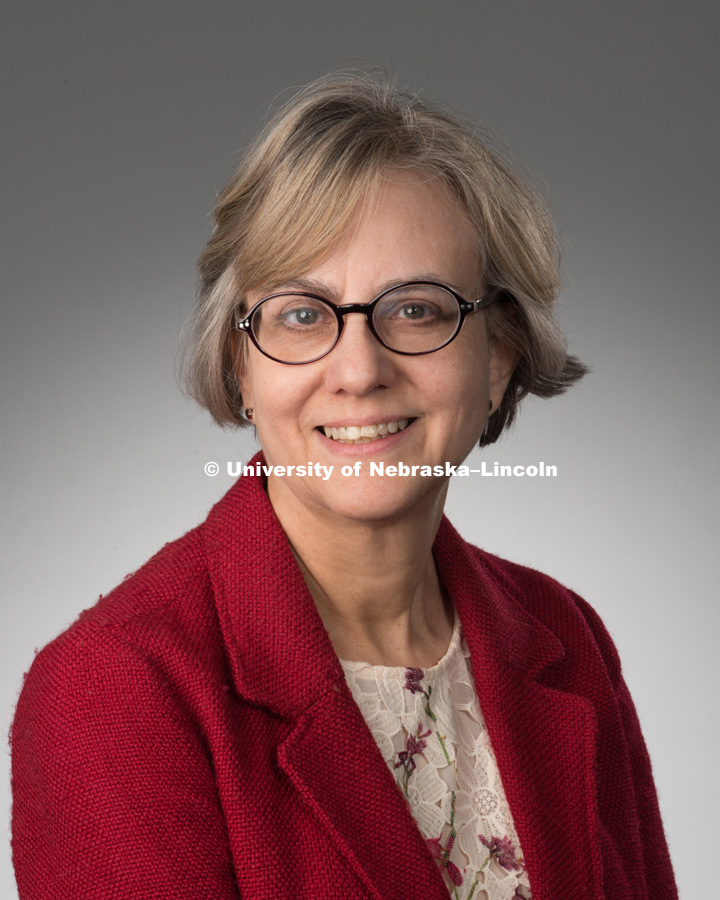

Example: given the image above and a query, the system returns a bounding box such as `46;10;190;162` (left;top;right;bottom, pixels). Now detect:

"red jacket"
12;466;677;900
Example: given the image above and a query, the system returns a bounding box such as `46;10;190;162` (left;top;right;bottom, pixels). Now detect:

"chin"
310;476;446;526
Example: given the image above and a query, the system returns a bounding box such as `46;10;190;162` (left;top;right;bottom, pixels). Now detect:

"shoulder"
64;517;214;644
16;518;227;732
14;468;276;730
482;545;623;683
437;518;623;684
11;521;244;899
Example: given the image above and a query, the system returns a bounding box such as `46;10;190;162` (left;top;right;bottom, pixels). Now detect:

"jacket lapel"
203;461;448;900
434;518;604;900
278;685;449;899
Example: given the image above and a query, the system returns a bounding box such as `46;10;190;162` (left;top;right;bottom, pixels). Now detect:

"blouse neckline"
338;611;463;676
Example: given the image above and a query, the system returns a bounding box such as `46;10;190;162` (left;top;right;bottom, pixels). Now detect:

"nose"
322;312;396;396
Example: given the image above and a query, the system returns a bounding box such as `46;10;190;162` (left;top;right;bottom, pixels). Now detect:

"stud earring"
245;408;254;421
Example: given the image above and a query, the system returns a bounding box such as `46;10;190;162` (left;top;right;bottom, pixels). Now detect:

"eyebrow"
264;273;469;301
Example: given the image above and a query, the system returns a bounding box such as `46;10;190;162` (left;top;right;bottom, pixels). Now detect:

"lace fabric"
340;615;532;900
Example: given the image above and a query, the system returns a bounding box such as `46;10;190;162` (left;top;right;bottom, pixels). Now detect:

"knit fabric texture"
11;455;678;900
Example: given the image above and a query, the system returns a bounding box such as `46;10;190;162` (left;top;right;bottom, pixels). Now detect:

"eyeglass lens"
251;284;461;363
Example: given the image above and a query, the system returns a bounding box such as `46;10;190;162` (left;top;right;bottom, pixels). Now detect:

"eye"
284;306;321;326
396;302;433;321
259;295;335;331
376;285;459;328
380;297;445;325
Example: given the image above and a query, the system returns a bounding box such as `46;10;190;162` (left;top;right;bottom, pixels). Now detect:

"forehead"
278;171;481;292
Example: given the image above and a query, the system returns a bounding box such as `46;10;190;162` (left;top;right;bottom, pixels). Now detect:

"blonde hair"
184;70;587;446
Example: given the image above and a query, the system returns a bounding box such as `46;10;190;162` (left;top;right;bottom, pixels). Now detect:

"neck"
267;475;454;667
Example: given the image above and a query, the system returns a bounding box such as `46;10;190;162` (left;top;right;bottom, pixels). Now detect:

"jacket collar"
203;453;342;717
434;518;603;900
203;458;602;900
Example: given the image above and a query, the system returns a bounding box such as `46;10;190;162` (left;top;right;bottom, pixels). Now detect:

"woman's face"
237;171;515;525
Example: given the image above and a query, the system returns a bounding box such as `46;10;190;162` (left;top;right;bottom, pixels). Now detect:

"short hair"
184;69;587;446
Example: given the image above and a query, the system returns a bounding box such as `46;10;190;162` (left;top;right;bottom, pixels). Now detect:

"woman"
11;72;677;900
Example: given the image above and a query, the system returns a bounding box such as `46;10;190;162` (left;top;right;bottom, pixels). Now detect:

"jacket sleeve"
11;625;241;900
572;593;678;899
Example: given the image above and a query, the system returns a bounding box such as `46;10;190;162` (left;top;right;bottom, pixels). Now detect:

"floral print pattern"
425;791;468;895
426;836;464;887
478;835;522;872
341;617;532;900
404;668;452;766
395;723;432;795
404;667;425;694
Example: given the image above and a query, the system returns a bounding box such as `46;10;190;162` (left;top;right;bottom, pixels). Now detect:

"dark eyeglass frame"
234;280;506;366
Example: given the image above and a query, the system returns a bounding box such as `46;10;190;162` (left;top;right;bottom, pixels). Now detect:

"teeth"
321;420;412;444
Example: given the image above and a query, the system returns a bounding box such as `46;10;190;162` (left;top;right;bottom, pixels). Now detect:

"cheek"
456;377;488;437
247;360;319;430
447;333;489;398
241;350;284;408
419;358;486;445
439;347;490;439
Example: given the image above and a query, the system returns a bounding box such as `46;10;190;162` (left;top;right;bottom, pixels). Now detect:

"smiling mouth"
319;419;413;444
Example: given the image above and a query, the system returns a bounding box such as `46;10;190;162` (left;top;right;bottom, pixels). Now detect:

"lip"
314;418;418;457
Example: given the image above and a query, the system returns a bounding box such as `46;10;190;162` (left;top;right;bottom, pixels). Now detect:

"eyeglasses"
235;281;503;365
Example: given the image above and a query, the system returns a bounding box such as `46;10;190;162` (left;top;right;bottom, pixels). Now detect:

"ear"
487;335;519;411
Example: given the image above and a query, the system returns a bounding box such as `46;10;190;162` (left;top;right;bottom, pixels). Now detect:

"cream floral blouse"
340;614;532;900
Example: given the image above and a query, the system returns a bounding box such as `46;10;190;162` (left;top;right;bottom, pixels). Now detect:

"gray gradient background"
2;1;718;895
